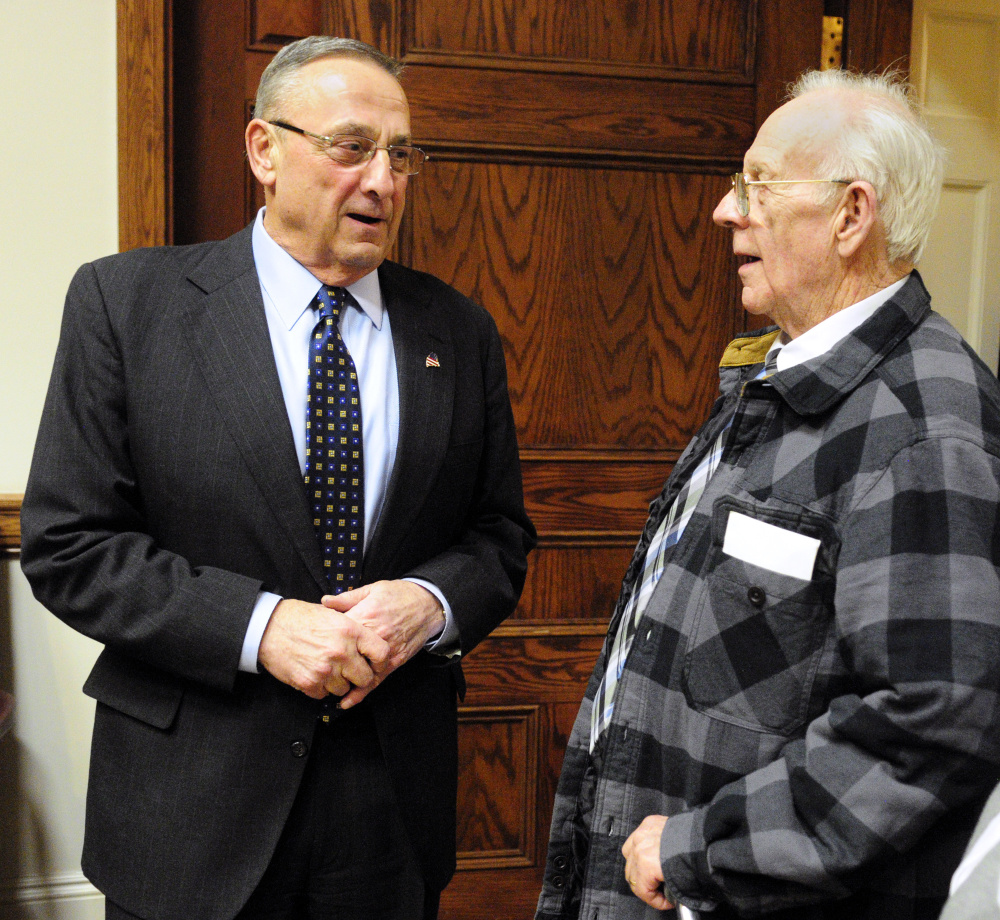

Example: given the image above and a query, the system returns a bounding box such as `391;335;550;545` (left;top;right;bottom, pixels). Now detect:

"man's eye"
335;139;367;155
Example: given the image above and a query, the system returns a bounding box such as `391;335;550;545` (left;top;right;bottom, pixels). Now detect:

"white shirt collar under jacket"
769;274;909;372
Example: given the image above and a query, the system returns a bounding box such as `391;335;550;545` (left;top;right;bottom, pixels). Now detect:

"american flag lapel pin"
425;352;440;368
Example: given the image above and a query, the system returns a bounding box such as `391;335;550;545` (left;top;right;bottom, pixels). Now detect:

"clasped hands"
258;579;445;708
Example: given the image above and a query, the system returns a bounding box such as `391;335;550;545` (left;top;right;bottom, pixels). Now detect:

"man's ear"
246;119;279;190
835;180;879;258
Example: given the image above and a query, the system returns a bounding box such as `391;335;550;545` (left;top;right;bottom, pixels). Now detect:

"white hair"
789;69;946;265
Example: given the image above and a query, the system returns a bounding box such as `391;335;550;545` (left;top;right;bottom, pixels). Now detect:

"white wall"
0;1;117;916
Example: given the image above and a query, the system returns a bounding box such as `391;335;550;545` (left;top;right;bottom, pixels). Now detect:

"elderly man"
21;36;534;920
536;69;1000;920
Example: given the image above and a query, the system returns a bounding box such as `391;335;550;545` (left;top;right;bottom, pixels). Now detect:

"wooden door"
155;2;910;916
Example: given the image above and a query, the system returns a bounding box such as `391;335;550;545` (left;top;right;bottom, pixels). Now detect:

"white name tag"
722;511;821;581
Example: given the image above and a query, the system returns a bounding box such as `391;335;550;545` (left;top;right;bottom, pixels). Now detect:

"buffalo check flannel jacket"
537;272;1000;920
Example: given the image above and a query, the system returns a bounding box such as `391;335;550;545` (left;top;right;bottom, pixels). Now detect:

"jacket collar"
181;225;329;591
720;271;933;416
361;261;456;580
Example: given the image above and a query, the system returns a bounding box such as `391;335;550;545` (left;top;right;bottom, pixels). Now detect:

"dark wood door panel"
409;0;752;75
249;0;322;47
520;461;673;538
408;163;738;448
445;695;586;917
461;634;607;706
517;541;639;625
451;644;602;915
248;0;401;52
456;706;540;866
403;67;756;163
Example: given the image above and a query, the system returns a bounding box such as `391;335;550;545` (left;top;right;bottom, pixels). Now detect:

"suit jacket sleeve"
21;257;262;693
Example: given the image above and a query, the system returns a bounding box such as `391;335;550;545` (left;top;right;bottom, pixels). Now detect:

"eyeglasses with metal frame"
268;120;428;175
730;172;851;217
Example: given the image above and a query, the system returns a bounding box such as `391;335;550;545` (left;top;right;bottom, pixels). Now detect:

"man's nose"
713;186;745;229
361;148;399;195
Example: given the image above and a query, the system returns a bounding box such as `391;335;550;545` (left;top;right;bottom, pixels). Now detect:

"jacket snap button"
552;875;565;889
290;740;308;758
554;856;569;871
747;586;766;607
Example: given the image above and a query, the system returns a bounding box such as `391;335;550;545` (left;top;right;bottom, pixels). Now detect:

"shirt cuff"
660;807;720;915
240;591;282;673
404;577;460;657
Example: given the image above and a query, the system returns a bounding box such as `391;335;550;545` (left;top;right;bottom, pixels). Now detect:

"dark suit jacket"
20;224;535;920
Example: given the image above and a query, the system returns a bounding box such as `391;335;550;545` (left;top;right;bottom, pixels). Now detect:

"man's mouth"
349;213;382;226
738;255;761;266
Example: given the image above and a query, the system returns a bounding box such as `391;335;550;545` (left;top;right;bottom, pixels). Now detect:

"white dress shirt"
239;209;455;671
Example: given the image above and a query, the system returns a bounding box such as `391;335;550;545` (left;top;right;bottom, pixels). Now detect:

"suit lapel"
179;227;327;591
364;263;455;578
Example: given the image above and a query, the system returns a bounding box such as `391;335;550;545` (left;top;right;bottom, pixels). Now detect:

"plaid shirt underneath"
537;272;1000;920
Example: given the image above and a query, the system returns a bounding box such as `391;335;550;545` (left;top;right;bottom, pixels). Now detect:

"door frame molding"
118;0;172;252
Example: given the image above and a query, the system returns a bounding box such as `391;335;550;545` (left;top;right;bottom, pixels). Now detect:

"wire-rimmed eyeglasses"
269;120;428;175
731;172;851;217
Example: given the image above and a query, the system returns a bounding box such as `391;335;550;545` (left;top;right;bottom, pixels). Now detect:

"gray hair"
254;36;404;122
789;69;946;265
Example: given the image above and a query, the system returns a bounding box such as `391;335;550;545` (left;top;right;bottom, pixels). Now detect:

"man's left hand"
321;580;446;708
622;815;673;910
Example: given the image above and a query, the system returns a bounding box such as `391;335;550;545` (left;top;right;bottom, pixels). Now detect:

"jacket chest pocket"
682;497;838;736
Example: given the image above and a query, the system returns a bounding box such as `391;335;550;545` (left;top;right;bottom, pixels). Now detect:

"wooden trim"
423;144;744;173
401;50;755;84
520;448;681;463
491;622;609;638
0;494;21;554
118;0;173;251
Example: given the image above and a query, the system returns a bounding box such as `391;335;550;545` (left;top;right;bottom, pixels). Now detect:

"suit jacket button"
290;740;308;758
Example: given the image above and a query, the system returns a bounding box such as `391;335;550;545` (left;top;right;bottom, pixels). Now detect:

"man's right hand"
257;599;390;699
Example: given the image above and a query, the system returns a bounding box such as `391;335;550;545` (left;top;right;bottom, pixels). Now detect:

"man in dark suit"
20;36;534;920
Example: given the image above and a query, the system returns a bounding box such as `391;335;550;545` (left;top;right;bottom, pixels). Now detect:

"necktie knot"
315;286;345;325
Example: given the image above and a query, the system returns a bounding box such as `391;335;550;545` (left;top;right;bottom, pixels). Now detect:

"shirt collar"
769;274;910;372
251;208;384;330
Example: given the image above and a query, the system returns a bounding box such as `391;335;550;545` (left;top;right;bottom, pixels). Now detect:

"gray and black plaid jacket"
537;272;1000;920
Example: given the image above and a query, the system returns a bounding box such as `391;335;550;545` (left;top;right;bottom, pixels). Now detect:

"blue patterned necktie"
304;286;364;593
